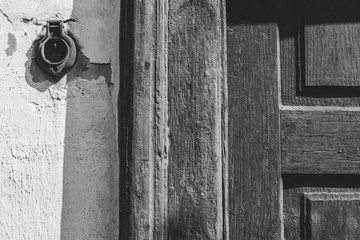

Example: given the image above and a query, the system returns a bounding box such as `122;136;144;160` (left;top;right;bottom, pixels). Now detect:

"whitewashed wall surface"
0;0;120;239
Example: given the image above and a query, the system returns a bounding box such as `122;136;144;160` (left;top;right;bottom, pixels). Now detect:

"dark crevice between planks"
278;0;360;39
226;0;277;25
119;0;134;239
283;174;360;189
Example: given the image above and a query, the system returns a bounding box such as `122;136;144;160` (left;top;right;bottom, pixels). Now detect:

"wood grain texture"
304;24;360;87
282;108;360;174
279;1;360;239
129;0;169;239
153;1;169;239
124;0;227;239
279;0;360;106
221;3;229;238
227;6;281;238
131;0;156;238
167;0;226;239
304;0;360;87
283;175;360;240
304;192;360;239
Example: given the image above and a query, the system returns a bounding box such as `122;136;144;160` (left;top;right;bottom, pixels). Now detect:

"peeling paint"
5;33;16;56
80;63;112;87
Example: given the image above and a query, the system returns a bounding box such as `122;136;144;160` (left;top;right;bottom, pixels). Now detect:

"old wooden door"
120;0;360;239
228;0;360;239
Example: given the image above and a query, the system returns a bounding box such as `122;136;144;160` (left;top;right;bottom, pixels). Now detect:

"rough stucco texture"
0;0;119;239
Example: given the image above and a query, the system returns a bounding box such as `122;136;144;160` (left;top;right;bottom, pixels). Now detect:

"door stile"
227;0;282;238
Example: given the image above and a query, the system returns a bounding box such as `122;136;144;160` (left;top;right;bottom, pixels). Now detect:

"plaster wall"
0;0;119;239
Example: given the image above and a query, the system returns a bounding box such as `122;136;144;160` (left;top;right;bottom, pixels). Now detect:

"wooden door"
228;0;360;239
121;0;360;239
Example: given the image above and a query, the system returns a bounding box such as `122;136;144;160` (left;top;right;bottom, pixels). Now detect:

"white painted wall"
0;0;119;239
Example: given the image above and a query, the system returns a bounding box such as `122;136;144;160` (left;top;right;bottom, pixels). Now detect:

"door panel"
303;0;360;87
303;192;360;238
282;108;360;174
229;0;360;238
280;0;360;239
280;0;360;104
283;175;360;239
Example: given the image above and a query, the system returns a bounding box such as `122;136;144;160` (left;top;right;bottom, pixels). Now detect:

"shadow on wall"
24;0;118;239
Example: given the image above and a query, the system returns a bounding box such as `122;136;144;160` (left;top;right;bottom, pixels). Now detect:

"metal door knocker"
36;20;77;77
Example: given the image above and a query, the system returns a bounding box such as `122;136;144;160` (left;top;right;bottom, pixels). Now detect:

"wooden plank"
304;192;360;239
131;0;157;238
227;4;281;238
279;0;360;106
303;0;360;87
304;23;360;87
167;0;226;239
282;108;360;174
128;0;169;239
124;0;227;239
153;1;169;239
221;1;229;238
282;174;360;240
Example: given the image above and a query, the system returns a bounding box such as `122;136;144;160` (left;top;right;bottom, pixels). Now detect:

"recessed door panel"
279;0;360;239
304;192;360;239
303;0;360;87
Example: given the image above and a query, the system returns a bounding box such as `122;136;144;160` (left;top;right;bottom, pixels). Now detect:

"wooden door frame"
119;0;228;239
119;0;280;239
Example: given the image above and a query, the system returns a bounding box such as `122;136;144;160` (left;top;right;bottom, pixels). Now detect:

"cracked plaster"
0;0;120;239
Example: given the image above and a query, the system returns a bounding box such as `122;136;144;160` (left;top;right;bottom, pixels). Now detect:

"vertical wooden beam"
153;1;169;239
132;0;155;237
130;0;169;239
124;0;227;239
227;0;281;238
221;2;229;239
167;0;226;239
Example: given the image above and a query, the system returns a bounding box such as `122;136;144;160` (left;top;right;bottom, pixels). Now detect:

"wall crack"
0;9;14;26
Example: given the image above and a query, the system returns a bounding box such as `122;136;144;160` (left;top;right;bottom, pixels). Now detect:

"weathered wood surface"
304;23;360;87
124;0;360;239
227;0;281;236
279;0;360;106
128;0;169;239
283;175;360;240
304;0;360;87
280;1;360;237
168;0;226;239
153;1;169;239
131;0;157;238
304;192;360;239
123;0;227;239
282;107;360;174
